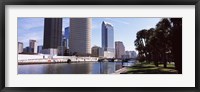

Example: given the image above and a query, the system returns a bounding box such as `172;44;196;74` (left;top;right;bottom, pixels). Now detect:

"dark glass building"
43;18;62;49
102;21;114;52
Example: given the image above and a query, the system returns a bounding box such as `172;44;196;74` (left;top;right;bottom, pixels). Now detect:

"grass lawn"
122;62;178;74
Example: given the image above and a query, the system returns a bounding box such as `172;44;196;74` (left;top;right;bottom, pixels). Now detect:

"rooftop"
103;21;113;26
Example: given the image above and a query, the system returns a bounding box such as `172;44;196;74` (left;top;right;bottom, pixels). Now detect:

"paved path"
113;67;128;74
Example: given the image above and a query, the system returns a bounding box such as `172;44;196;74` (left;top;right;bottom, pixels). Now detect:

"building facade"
23;47;30;53
18;42;23;53
64;27;70;49
102;21;115;58
103;51;115;58
91;46;104;57
69;18;91;56
102;21;114;52
42;48;58;56
115;41;125;58
29;40;37;53
43;18;62;49
57;46;67;56
37;45;43;54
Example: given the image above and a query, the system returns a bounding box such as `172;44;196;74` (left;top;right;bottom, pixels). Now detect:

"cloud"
92;23;99;30
18;18;44;30
18;20;44;47
18;31;43;47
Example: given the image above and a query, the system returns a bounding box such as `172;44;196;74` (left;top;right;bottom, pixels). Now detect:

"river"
18;61;136;74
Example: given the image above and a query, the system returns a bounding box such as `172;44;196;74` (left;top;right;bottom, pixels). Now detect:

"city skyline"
18;17;162;51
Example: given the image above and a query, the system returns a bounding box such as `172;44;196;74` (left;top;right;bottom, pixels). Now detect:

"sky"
18;17;162;51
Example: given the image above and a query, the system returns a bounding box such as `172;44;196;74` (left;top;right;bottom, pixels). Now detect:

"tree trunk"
154;61;159;67
163;53;167;68
164;61;167;68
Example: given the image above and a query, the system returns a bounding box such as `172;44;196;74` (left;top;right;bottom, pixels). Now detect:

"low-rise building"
18;42;23;53
91;46;104;57
122;51;137;59
42;48;58;56
104;51;115;58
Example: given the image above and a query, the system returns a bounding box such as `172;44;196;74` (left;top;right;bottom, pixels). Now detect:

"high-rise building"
102;21;115;58
91;46;104;57
18;42;23;53
69;18;91;56
62;35;67;48
43;18;62;49
115;41;125;58
64;27;70;49
37;45;43;54
29;40;37;53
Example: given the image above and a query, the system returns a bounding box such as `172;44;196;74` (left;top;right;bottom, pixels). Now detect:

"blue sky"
18;17;161;51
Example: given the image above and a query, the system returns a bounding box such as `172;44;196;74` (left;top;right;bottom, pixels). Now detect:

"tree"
134;18;182;73
155;18;172;68
134;29;148;62
170;18;182;73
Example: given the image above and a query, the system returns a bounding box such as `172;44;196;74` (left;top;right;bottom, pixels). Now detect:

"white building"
104;51;115;58
18;42;23;53
29;40;37;54
42;48;58;56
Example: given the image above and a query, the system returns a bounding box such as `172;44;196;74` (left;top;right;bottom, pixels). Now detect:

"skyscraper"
102;21;115;58
29;40;37;53
64;27;70;49
18;42;23;53
102;21;114;52
115;41;125;58
69;18;91;56
43;18;62;49
37;45;43;54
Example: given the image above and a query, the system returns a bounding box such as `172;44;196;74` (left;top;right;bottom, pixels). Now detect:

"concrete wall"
18;54;98;61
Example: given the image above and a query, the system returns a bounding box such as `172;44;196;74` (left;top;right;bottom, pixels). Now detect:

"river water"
18;61;135;74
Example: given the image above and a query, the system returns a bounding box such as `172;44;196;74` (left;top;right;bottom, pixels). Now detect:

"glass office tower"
102;21;114;52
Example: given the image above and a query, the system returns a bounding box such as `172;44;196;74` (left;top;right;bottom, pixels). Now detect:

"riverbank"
18;61;98;65
121;62;178;74
18;54;99;64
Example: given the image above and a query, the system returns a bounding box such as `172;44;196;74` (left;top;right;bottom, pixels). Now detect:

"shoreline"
18;61;124;65
18;61;98;65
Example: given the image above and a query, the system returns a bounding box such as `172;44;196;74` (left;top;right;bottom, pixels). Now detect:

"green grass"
122;62;178;74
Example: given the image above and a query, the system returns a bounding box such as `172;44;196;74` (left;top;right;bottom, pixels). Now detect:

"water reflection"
18;61;135;74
